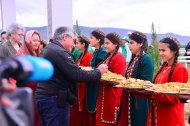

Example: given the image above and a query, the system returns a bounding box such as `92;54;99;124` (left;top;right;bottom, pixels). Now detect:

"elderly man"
0;23;25;57
35;26;108;126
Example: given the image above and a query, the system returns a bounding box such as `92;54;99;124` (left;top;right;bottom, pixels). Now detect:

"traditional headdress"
129;31;147;43
80;35;90;43
94;29;105;36
91;29;105;39
160;36;180;48
106;32;121;45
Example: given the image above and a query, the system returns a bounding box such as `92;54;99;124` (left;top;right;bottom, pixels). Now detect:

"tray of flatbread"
114;78;152;90
115;85;146;90
145;82;190;95
179;88;190;95
101;71;126;85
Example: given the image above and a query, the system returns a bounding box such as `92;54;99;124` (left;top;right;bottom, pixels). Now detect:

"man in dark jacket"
35;26;108;126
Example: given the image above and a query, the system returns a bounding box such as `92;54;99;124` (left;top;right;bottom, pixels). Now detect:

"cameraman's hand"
2;79;16;93
0;96;12;107
0;79;16;107
97;64;108;75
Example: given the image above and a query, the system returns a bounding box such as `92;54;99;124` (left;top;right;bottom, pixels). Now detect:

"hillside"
1;26;190;45
74;26;190;46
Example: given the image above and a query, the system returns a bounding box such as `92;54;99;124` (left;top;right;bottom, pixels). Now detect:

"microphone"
0;56;54;82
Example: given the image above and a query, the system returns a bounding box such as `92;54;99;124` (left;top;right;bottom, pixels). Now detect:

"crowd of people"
0;22;190;126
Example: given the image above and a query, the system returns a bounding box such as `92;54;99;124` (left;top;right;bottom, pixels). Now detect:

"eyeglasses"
64;31;74;38
16;32;24;37
63;34;74;39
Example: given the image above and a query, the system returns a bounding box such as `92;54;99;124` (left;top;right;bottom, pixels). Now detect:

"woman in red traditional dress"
69;35;93;126
16;30;43;126
146;36;188;126
96;32;126;126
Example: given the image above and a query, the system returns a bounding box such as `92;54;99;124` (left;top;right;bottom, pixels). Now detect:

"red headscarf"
16;30;41;57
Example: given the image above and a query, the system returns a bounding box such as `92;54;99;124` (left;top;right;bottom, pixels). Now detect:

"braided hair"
100;32;120;70
91;29;105;66
91;29;105;48
153;36;180;82
127;31;147;78
76;35;90;63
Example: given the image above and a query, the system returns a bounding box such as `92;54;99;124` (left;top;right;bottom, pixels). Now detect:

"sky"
0;0;190;36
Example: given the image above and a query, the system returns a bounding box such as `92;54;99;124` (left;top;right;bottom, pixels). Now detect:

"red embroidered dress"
70;51;93;126
76;52;93;112
96;53;126;126
147;63;188;126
